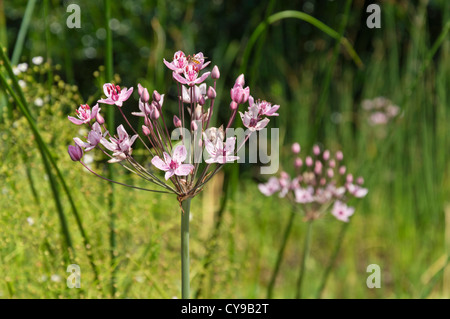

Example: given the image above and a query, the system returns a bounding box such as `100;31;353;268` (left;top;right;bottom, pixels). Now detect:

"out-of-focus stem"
295;219;313;299
267;207;296;298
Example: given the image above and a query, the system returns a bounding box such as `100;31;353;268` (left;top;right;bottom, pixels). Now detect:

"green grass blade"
11;0;37;65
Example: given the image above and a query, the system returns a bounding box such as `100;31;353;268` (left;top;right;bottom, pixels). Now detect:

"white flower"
34;98;44;107
17;63;28;72
32;56;44;65
26;217;34;226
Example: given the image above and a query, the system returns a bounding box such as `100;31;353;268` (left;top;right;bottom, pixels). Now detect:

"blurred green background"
0;0;449;298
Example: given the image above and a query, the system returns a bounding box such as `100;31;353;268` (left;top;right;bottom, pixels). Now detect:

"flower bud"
339;166;346;175
329;159;336;168
68;144;83;162
346;174;353;184
142;125;151;136
144;116;152;127
150;107;160;120
313;145;320;156
142;88;150;103
336;150;343;161
327;168;334;178
357;177;364;185
152;90;161;102
198;95;206;106
305;156;313;167
294;157;303;168
138;83;144;96
291;142;301;154
235;74;245;87
323;150;330;161
207;86;216;99
230;101;238;110
211;65;220;79
96;112;105;125
191;120;198;131
173;115;182;128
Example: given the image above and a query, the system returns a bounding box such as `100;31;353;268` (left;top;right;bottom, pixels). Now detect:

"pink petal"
173;72;188;85
165;170;175;180
163;59;177;71
175;164;194;176
120;87;134;101
163;152;172;165
256;118;270;130
172;145;187;163
103;84;111;97
225;155;239;162
117;125;128;140
90;104;100;120
224;137;236;154
151;156;169;171
68;116;84;125
194;72;211;84
97;97;116;105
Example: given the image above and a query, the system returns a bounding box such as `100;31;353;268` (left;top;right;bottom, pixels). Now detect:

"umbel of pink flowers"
258;143;368;222
67;51;279;201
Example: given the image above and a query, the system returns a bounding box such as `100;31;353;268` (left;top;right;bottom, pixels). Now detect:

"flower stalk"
181;198;192;299
296;219;313;299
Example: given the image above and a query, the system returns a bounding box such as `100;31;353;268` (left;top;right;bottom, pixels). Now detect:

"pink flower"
132;95;164;118
101;124;138;163
203;133;239;164
173;64;211;87
68;103;100;125
331;201;355;222
73;122;106;152
249;96;279;116
68;144;83;161
278;172;291;198
151;145;194;180
163;50;188;73
258;177;281;196
188;52;211;70
295;186;314;203
230;82;250;104
239;106;270;132
346;183;368;198
98;83;134;107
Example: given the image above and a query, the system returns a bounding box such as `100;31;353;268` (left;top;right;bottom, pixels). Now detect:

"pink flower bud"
191;120;198;131
339;166;346;175
323;150;330;161
230;83;250;104
336;151;343;161
138;83;144;96
357;177;364;185
151;100;160;110
173;115;182;128
327;168;334;178
96;112;105;125
230;101;238;110
291;142;301;154
314;161;323;175
346;174;353;184
313;145;320;156
142;125;150;136
152;90;161;102
235;74;245;87
294;157;303;168
211;65;220;79
320;178;326;185
306;156;313;166
198;96;206;106
329;159;336;168
68;144;83;161
207;86;216;99
150;107;160;120
142;88;150;103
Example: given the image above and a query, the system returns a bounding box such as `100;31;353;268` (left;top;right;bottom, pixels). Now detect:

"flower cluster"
362;97;401;126
67;51;279;201
259;143;367;222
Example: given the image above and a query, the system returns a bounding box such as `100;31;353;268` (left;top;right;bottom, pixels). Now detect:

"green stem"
267;207;296;299
295;219;313;299
11;0;36;65
316;222;349;298
181;198;192;299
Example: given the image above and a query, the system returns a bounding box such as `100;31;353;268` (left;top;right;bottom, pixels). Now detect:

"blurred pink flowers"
68;103;99;125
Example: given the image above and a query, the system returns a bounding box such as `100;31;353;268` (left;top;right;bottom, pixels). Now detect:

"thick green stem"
267;207;296;299
181;198;192;299
295;219;313;299
316;222;349;298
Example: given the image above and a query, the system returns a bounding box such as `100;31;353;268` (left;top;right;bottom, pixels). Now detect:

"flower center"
169;160;179;170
